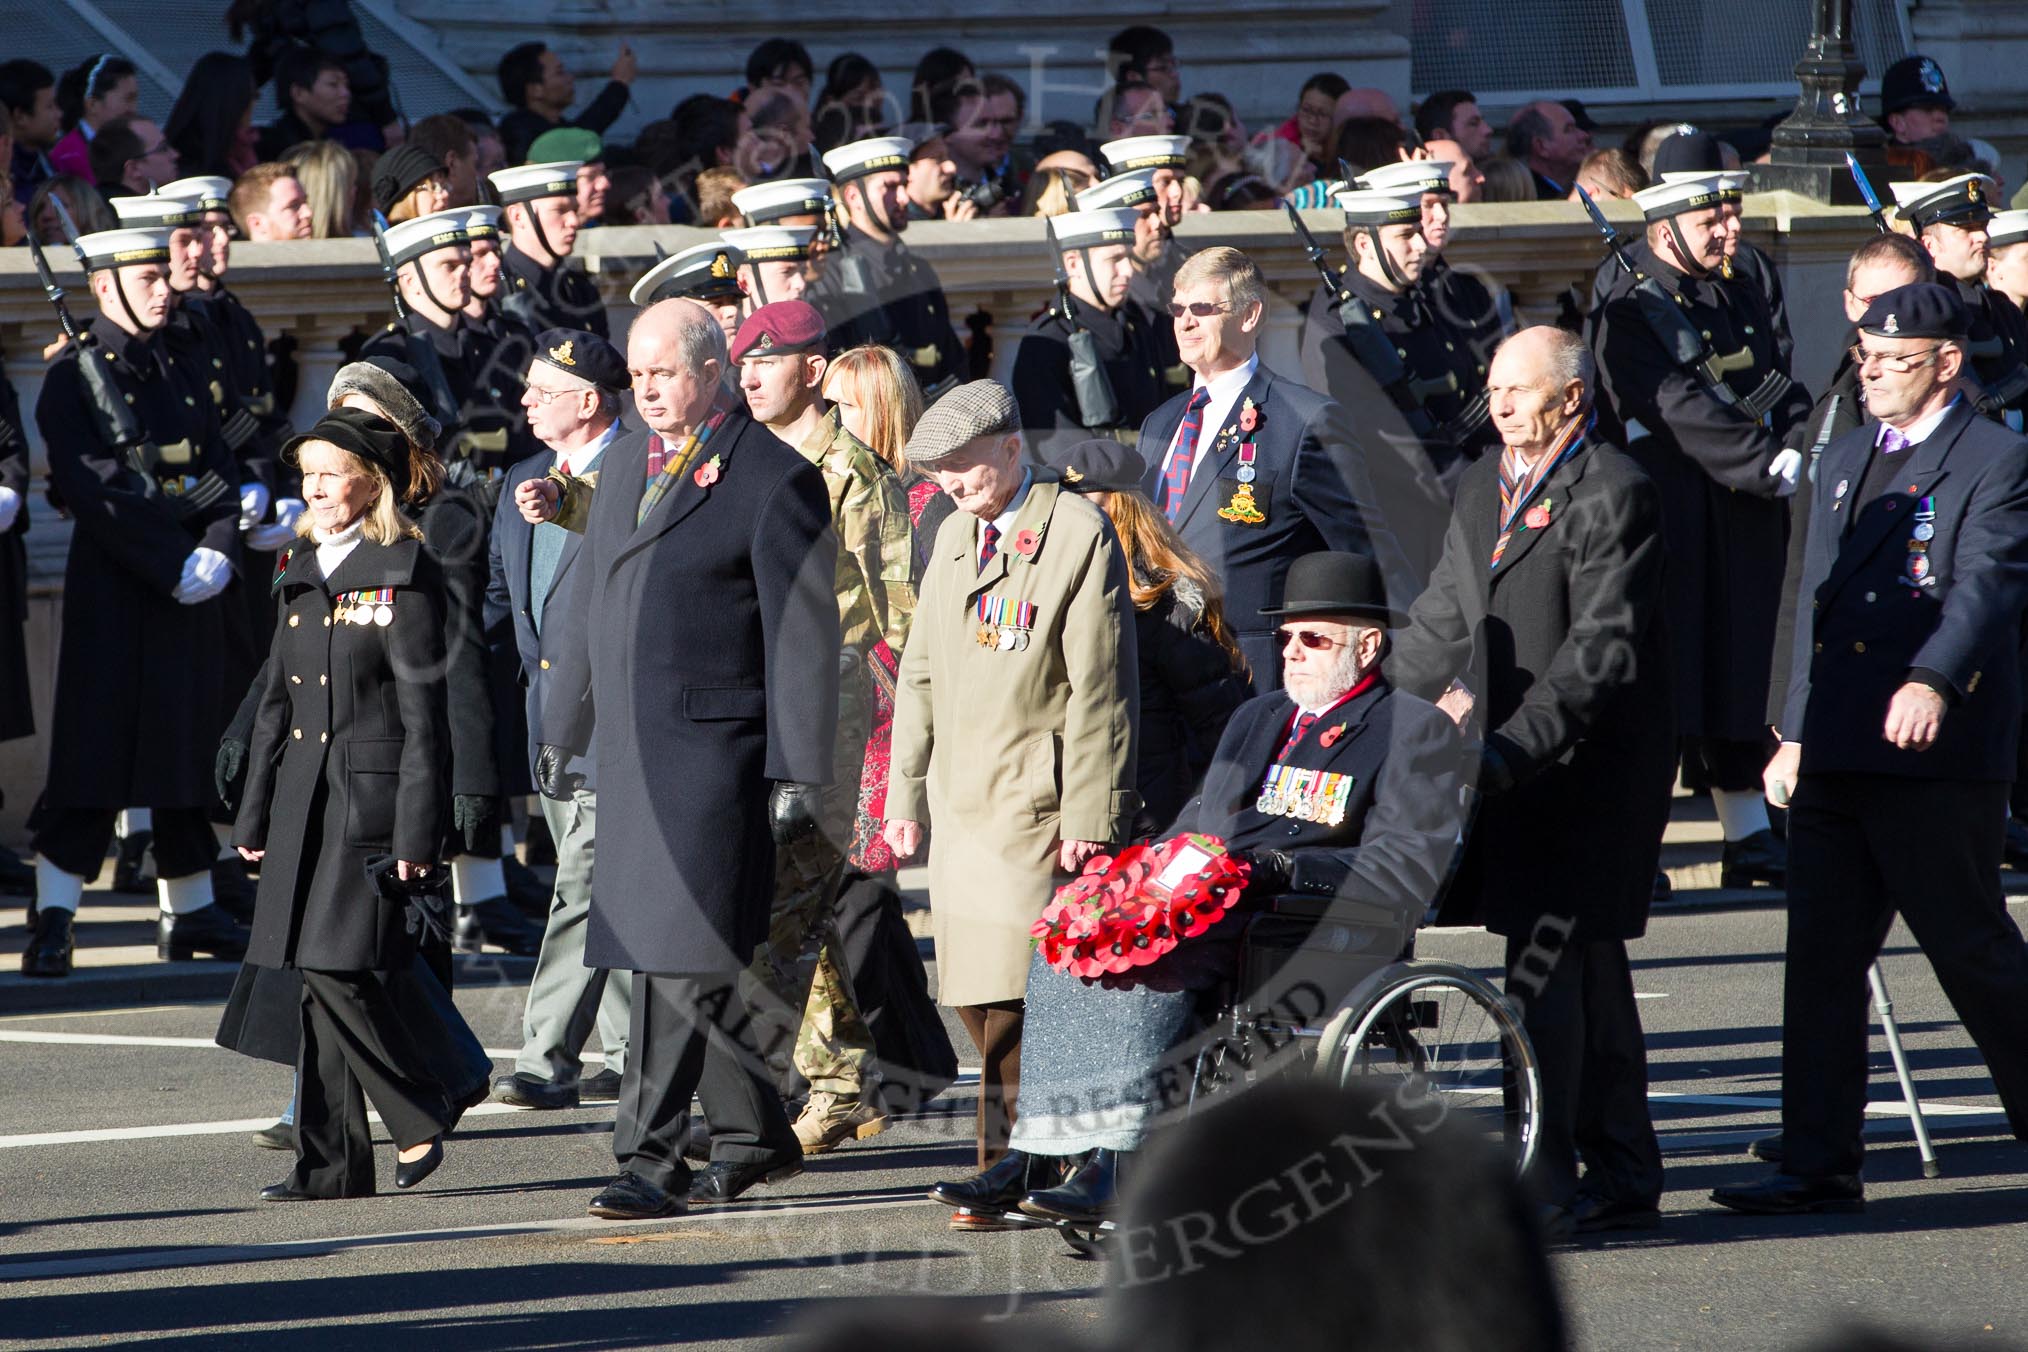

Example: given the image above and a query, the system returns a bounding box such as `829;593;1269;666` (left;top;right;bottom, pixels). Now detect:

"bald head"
1334;87;1400;128
627;298;729;435
1488;326;1592;457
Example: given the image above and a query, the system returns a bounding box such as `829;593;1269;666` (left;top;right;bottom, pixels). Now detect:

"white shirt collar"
989;468;1035;538
1878;395;1960;449
1162;353;1260;479
554;418;623;477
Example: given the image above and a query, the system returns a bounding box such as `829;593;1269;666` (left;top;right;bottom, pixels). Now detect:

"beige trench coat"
887;475;1140;1006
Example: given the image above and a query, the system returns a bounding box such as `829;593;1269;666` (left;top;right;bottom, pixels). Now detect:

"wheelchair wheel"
1314;960;1541;1177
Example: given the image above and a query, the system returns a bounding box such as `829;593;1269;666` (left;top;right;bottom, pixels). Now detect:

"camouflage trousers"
743;823;876;1099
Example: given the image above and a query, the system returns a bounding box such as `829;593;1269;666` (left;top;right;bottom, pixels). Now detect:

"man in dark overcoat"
1390;327;1675;1235
531;297;840;1220
1717;284;2028;1216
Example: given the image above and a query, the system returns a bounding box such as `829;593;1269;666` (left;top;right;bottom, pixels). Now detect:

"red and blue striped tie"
1160;387;1213;524
1278;712;1318;760
979;522;1000;572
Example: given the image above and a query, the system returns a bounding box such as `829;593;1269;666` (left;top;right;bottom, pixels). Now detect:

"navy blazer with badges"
1170;680;1465;922
539;407;839;976
235;535;450;972
1137;362;1378;688
485;434;613;788
1388;437;1676;941
1784;399;2028;781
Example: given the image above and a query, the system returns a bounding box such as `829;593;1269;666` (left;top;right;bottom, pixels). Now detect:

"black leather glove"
535;744;584;801
452;795;500;855
1238;847;1295;896
214;738;247;810
769;781;825;847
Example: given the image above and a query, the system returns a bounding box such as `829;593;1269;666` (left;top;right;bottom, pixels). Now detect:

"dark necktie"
979;522;1000;572
1160;388;1214;523
1277;712;1318;761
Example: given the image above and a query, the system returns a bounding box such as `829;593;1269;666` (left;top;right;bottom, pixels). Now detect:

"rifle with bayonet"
1283;198;1440;438
1845;153;1891;236
1044;214;1122;432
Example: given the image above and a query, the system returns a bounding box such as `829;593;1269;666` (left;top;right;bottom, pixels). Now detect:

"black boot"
20;907;74;978
453;896;542;956
112;830;155;893
157;903;249;961
929;1151;1053;1229
1019;1148;1121;1226
1720;829;1786;889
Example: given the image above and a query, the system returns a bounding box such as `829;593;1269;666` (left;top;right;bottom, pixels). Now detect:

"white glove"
273;497;306;530
172;547;233;604
0;487;20;534
1767;447;1803;498
238;482;272;531
246;521;298;552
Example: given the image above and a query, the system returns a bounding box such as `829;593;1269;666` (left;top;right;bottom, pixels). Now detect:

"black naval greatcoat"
1956;277;2028;426
35;317;240;810
1127;238;1191;402
0;363;30;742
816;224;968;396
539;413;840;976
502;242;609;339
1588;240;1812;744
1422;253;1512;369
1010;292;1167;462
235;535;450;970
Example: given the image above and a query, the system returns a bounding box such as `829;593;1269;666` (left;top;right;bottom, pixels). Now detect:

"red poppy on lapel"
1319;722;1346;748
1013;528;1041;556
1239;397;1259;434
694;453;722;488
1523;500;1552;531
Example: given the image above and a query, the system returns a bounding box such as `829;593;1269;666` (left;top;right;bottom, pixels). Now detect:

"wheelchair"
1039;892;1543;1257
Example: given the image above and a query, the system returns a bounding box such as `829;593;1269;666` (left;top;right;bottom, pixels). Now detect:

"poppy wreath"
1031;833;1251;979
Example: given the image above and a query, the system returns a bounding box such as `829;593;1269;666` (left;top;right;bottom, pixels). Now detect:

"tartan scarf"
1490;413;1588;569
637;392;735;526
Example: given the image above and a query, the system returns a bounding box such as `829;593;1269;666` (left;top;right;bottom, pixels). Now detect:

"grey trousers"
513;789;631;1082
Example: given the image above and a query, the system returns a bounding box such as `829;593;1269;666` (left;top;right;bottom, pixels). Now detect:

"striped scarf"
637;393;735;526
1490;414;1588;569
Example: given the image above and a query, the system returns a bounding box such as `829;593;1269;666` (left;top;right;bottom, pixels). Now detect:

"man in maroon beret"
735;300;918;1154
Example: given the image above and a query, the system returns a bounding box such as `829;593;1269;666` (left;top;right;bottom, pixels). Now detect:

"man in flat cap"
882;380;1139;1212
487;328;635;1110
1718;282;2028;1216
732;300;915;1153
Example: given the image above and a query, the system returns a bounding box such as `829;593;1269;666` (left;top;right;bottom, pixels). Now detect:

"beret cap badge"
549;340;576;366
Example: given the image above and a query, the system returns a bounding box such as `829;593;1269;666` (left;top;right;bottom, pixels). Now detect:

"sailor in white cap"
21;221;251;978
1094;135;1194;401
721;225;818;313
1589;170;1813;890
1010;207;1166;459
629;239;746;344
1985;207;2028;315
732;177;836;270
813;135;967;397
457;203;541;451
1357;157;1511;366
1891;173;2028;428
489;160;607;338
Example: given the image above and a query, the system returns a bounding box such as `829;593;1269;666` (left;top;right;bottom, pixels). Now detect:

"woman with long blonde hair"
823;343;949;584
283;139;360;238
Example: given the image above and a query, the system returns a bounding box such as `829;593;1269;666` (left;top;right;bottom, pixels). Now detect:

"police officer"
1589;172;1813;887
731;299;915;1155
1717;282;2028;1215
1302;185;1498;585
1359;158;1512;368
1011;206;1165;461
815;135;967;398
489;160;607;338
630;239;746;346
1889;174;2028;431
20;222;247;977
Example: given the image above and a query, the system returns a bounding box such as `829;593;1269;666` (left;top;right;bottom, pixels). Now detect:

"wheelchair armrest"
1261;892;1412;932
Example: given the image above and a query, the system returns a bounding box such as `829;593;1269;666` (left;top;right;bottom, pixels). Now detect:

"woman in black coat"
231;407;477;1200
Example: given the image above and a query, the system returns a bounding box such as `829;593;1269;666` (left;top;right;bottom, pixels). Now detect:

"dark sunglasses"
1279;627;1345;650
1168;300;1237;319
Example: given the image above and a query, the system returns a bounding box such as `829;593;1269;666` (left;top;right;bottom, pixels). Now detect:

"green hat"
527;126;603;166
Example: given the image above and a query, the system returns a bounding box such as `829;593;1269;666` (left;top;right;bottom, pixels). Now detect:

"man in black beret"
1717;282;2028;1215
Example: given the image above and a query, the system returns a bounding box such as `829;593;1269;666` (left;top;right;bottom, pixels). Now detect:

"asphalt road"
4;901;2027;1351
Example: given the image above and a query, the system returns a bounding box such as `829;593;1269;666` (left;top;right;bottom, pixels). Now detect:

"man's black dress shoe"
453;896;542;956
1711;1172;1864;1215
394;1139;443;1189
1748;1132;1784;1163
580;1067;624;1100
1539;1202;1575;1244
157;903;248;961
492;1071;579;1109
1019;1148;1120;1226
930;1151;1058;1227
1720;829;1787;889
112;830;154;893
260;1180;344;1202
252;1120;296;1151
689;1154;805;1203
1568;1191;1663;1233
588;1170;686;1219
20;907;74;978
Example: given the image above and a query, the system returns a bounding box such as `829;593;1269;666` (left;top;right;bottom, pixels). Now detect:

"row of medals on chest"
333;589;395;627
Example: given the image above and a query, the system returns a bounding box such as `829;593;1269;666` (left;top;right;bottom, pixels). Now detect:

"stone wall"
0;192;1872;840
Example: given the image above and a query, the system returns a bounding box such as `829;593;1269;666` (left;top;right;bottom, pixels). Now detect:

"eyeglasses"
1850;343;1944;374
524;384;582;405
1168;300;1237;319
1280;628;1346;651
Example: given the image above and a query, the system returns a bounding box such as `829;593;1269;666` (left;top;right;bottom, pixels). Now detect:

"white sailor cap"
1052;208;1142;248
1100;135;1190;174
1633;174;1727;222
1076;169;1159;212
1661;169;1751;204
1335;189;1422;227
629;239;746;307
732;178;833;225
76;225;173;271
1987;208;2028;250
488;161;582;206
159;176;233;213
382;209;470;268
1890;173;1996;229
109;193;204;229
720;225;816;263
822;136;913;184
461;205;503;242
1356;160;1454;198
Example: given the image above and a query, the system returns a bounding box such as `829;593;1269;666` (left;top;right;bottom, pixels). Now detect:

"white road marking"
1648;1090;2003;1119
0;1101;538;1149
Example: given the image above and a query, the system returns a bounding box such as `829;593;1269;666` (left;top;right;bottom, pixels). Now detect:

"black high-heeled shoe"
394;1138;443;1190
